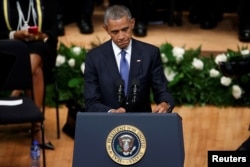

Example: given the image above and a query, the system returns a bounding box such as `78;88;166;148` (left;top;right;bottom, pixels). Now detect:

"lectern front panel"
73;112;185;167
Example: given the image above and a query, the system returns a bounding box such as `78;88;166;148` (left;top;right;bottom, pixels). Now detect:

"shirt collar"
112;40;132;57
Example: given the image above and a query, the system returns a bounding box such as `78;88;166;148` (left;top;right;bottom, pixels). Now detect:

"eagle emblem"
118;134;136;156
106;125;146;165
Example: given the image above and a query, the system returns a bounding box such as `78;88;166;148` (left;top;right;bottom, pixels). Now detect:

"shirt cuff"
9;31;16;39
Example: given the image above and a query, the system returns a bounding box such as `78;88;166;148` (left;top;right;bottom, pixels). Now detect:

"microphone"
117;79;125;106
131;79;139;104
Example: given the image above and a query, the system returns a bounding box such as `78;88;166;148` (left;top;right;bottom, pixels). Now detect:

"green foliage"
45;42;250;108
45;43;86;108
160;43;250;107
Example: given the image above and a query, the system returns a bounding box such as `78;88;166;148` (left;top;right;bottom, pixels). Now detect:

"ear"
131;18;135;29
103;25;109;33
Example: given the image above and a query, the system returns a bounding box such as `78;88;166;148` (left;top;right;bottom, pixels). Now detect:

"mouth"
118;40;129;47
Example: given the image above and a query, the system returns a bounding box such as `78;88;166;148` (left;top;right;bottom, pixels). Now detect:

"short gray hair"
104;5;132;25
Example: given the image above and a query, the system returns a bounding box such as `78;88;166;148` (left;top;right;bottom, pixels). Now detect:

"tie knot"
121;50;126;58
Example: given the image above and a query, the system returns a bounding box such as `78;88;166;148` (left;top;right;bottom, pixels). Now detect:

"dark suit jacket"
84;38;174;112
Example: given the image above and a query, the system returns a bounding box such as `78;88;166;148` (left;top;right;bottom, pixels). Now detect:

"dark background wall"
59;0;240;24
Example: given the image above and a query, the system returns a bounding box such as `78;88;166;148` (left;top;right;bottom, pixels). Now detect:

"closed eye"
110;27;130;35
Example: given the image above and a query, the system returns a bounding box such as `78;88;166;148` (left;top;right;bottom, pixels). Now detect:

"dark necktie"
120;50;129;95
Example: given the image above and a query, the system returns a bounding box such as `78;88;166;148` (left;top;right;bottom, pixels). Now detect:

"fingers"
153;102;169;113
25;34;40;41
152;108;167;113
24;31;42;41
109;107;126;113
16;30;45;41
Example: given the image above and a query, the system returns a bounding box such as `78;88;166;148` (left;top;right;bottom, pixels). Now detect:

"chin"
119;43;129;49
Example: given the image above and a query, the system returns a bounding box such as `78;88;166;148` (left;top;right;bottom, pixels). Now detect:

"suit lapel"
128;39;142;94
103;41;121;81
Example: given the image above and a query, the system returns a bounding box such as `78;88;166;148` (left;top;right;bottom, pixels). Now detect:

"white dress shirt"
112;40;132;72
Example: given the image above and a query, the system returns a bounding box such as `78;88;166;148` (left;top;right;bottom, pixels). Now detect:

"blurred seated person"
0;0;58;150
109;0;150;37
188;0;223;29
56;0;95;35
238;0;250;42
188;0;250;42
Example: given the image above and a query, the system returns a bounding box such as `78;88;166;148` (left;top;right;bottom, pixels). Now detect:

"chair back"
0;52;16;90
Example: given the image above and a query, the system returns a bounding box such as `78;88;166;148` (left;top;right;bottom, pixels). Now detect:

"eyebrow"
110;26;129;33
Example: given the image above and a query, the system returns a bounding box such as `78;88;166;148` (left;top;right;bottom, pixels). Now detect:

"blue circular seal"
106;125;146;165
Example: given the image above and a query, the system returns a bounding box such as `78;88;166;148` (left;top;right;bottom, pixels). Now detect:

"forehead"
106;16;131;30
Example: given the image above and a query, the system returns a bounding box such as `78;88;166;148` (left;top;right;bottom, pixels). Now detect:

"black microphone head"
117;79;125;106
116;79;124;87
131;79;139;104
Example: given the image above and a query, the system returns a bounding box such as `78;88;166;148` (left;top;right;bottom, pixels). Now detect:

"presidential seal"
106;125;146;165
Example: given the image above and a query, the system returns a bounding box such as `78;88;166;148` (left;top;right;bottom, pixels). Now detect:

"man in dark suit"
84;5;174;113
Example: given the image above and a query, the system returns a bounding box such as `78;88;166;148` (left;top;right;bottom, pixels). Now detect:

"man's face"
103;16;135;49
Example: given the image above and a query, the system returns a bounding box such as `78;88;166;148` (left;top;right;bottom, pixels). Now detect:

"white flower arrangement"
160;43;250;106
45;42;250;108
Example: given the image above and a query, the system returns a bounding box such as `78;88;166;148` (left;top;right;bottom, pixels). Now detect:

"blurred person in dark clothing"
238;0;250;42
188;0;250;42
56;0;95;35
188;0;223;29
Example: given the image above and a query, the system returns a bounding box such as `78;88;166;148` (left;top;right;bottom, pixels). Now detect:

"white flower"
220;76;232;86
161;53;168;63
68;58;75;67
232;85;242;99
164;67;176;82
80;62;85;74
55;54;66;67
240;49;250;57
215;53;227;65
172;47;184;63
72;46;82;55
209;68;220;78
209;69;220;78
192;58;204;70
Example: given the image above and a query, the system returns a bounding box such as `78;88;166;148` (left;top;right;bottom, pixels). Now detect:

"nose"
117;31;126;40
